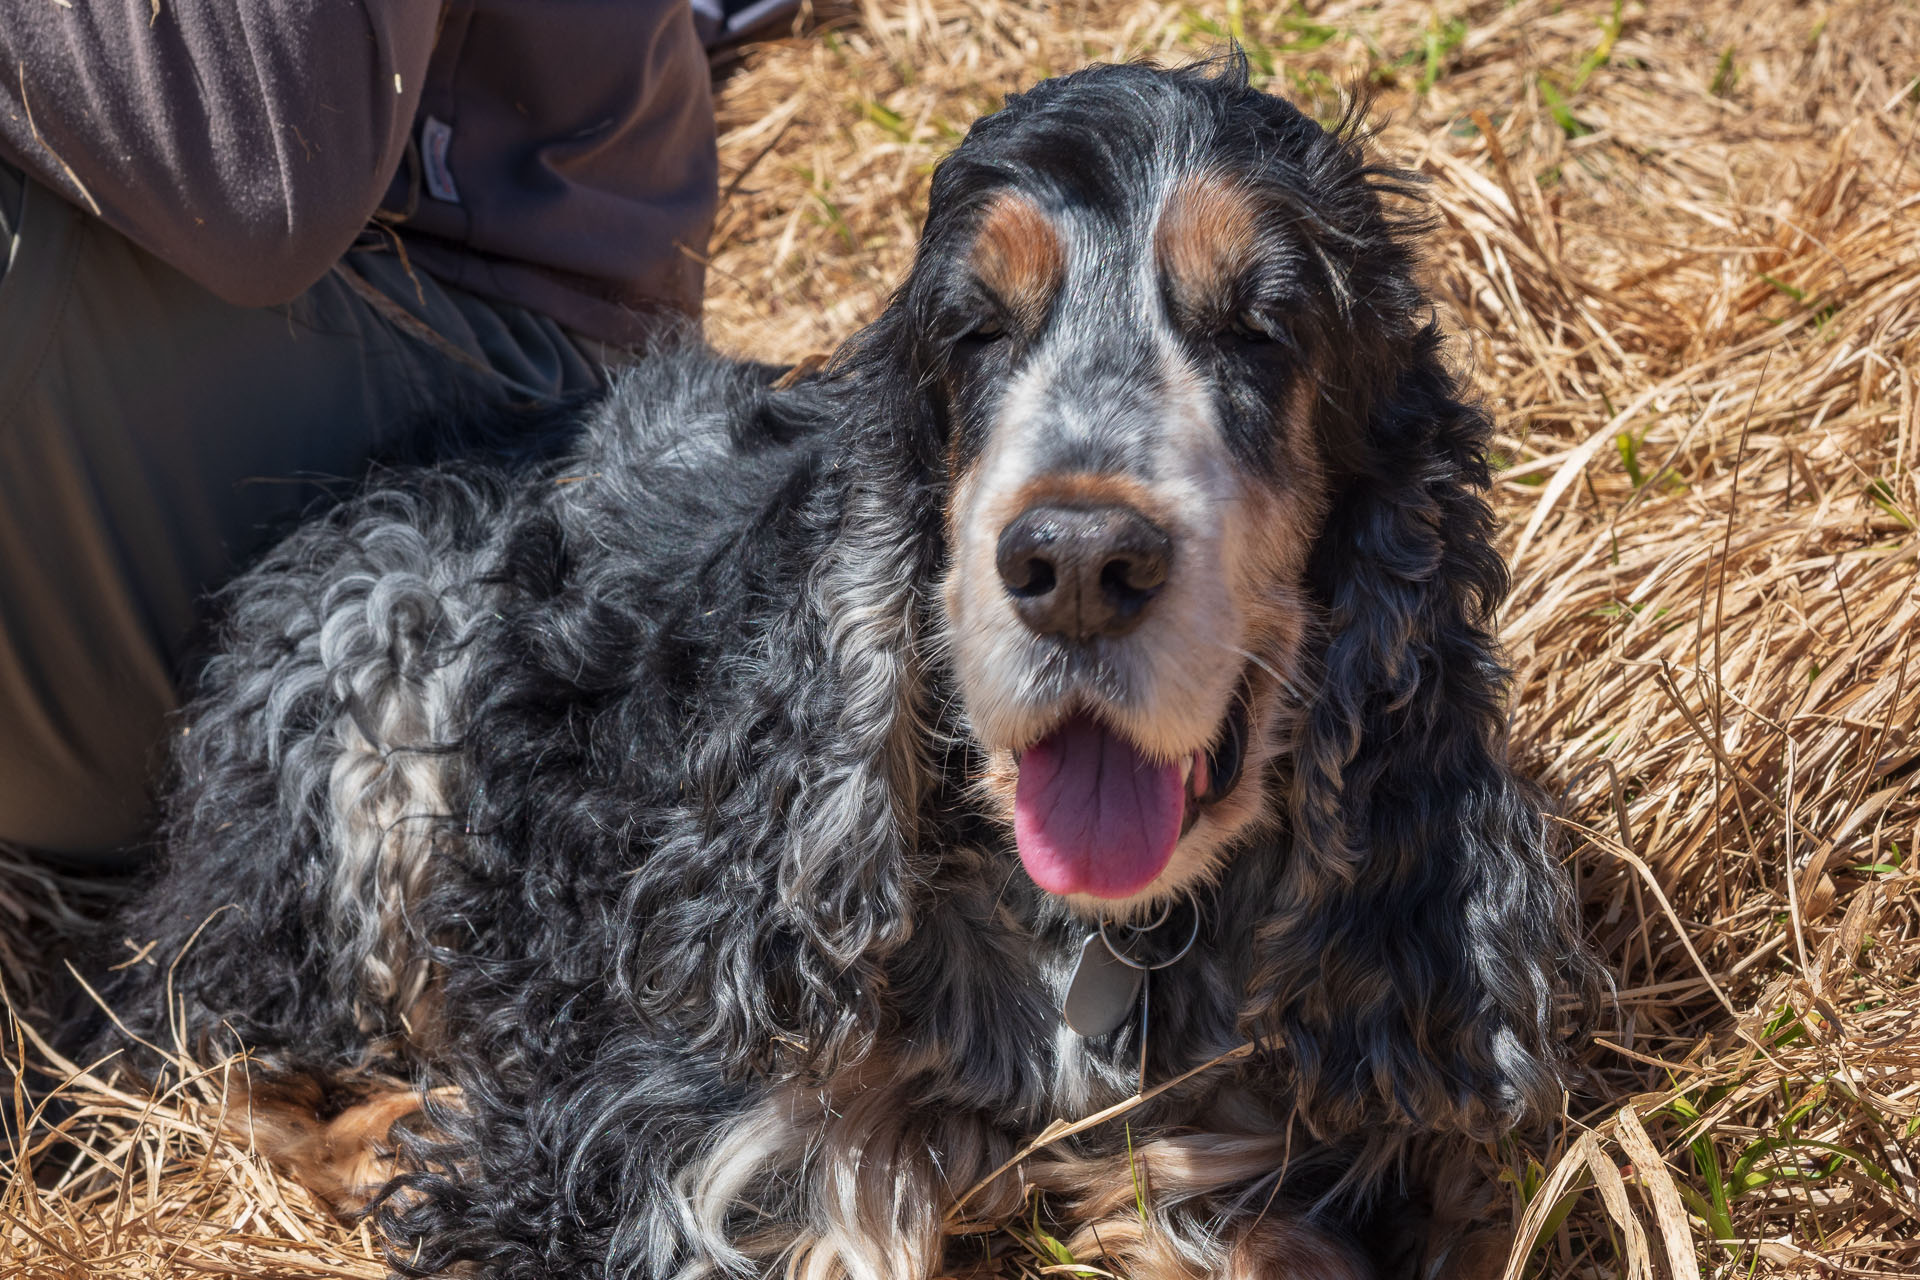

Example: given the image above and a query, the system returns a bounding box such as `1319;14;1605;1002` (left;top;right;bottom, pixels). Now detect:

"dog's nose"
995;503;1172;640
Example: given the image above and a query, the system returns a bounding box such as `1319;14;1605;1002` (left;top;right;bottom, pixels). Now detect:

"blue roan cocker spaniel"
102;56;1601;1280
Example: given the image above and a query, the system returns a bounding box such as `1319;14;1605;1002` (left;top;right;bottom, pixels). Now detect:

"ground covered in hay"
5;1;1919;1276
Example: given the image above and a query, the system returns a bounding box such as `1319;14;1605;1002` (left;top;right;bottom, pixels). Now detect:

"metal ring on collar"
1097;901;1200;972
1122;900;1175;934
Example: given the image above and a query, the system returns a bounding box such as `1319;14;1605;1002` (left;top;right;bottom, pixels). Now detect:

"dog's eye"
1228;312;1272;343
966;316;1006;342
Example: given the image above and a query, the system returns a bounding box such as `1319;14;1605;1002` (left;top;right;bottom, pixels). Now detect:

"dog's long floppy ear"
614;299;952;1074
759;299;955;1050
1247;323;1600;1137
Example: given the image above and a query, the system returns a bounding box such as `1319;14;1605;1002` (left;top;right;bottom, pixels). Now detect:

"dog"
102;56;1600;1280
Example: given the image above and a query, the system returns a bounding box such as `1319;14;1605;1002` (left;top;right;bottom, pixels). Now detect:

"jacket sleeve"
0;0;439;306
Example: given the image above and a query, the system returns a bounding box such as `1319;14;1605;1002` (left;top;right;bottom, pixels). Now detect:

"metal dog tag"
1062;932;1143;1038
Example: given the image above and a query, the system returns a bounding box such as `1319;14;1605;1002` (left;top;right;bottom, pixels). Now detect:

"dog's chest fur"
875;828;1259;1121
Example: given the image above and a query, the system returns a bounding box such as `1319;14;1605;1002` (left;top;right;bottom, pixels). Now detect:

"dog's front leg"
681;1071;1026;1280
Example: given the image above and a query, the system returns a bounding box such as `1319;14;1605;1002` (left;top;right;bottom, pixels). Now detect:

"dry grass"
6;0;1920;1275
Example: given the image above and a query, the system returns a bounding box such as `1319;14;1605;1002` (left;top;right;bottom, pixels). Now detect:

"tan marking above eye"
1155;173;1263;319
969;192;1065;331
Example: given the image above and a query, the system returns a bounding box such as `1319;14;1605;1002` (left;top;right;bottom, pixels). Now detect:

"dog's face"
904;72;1398;917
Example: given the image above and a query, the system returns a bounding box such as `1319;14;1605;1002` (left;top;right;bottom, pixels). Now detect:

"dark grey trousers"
0;164;602;858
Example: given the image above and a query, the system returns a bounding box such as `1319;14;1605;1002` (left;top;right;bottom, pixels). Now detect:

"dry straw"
6;0;1919;1275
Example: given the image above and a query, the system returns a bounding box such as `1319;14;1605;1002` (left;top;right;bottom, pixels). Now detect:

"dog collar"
1062;899;1200;1039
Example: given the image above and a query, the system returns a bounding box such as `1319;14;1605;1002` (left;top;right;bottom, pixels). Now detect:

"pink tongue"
1013;714;1185;898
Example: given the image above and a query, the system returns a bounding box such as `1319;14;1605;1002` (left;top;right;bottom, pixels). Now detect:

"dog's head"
819;58;1596;1131
867;60;1423;917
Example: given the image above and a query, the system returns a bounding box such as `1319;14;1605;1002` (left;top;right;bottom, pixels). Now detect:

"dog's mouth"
1010;683;1251;899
